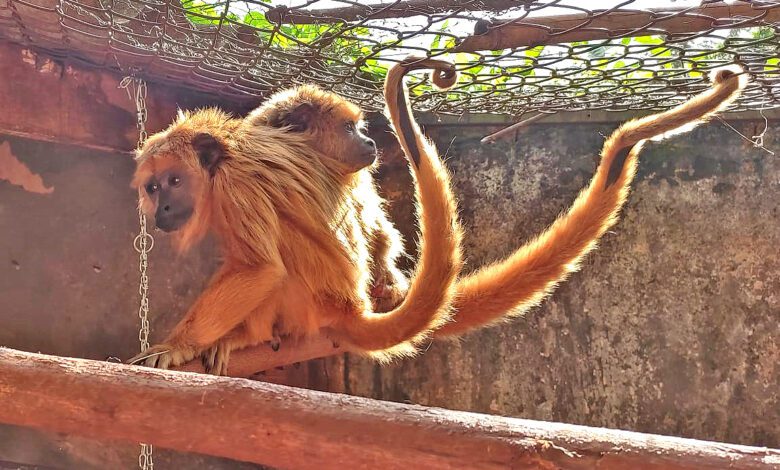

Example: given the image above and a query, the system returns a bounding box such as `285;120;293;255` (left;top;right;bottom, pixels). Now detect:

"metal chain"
121;73;155;470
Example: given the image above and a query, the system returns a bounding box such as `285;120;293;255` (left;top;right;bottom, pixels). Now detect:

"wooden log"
456;1;780;52
266;0;530;25
172;334;348;377
0;40;250;153
0;347;778;469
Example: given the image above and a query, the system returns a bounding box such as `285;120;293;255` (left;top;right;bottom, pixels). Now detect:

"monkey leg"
128;264;285;370
201;322;282;376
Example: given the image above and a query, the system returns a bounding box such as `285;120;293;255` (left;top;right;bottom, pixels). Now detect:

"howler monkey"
130;81;463;373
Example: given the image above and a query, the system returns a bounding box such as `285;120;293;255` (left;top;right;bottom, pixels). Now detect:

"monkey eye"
344;121;356;133
145;182;160;195
169;175;182;187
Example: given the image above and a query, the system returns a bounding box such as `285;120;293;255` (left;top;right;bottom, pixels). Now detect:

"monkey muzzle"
154;206;194;232
359;139;378;166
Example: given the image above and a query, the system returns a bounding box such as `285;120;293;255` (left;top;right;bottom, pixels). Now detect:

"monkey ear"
192;133;225;176
274;102;316;132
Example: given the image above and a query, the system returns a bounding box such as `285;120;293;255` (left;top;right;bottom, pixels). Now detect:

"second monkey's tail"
336;58;465;359
434;67;747;338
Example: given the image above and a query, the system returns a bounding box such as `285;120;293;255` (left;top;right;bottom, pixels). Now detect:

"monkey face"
248;86;378;175
336;120;378;171
142;168;196;232
133;127;227;248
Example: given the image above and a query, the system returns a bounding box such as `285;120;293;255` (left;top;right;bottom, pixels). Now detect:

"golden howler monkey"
130;80;463;374
131;57;745;373
252;58;745;340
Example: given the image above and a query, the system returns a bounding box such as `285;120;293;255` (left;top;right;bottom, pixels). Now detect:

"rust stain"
0;141;54;194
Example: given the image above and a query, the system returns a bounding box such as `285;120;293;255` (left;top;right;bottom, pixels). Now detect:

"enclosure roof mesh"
0;0;779;116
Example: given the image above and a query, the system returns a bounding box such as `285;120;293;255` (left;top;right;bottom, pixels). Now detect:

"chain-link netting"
1;0;778;116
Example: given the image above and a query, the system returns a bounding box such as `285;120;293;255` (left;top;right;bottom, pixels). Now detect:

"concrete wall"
0;40;777;468
325;118;780;449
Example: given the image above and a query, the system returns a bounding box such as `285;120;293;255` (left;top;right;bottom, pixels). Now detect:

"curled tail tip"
397;55;458;90
432;66;458;89
711;64;748;89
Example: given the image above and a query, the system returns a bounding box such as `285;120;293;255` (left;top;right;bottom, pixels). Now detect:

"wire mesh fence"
0;0;778;116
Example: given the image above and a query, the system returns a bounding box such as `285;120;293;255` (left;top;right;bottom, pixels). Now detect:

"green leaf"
635;35;663;45
524;45;545;58
431;34;442;51
243;12;271;29
766;57;780;76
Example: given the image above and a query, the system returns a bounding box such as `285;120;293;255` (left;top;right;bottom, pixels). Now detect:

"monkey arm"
334;145;463;356
129;263;286;369
167;264;286;347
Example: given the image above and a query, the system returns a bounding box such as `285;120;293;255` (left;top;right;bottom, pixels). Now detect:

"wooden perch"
481;112;548;144
173;334;348;377
1;348;779;469
266;0;530;25
456;1;780;52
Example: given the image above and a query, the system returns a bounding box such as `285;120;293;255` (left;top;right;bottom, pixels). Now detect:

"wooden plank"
0;40;251;153
0;347;778;469
173;335;348;377
456;1;780;52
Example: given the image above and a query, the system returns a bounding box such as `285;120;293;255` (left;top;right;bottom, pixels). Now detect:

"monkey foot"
201;342;231;376
128;343;196;370
270;325;282;351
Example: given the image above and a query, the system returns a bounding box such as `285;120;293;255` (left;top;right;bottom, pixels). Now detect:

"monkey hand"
127;342;198;370
201;341;232;376
370;279;406;313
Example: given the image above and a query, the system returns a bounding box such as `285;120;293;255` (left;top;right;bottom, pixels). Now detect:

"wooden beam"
266;0;530;25
172;334;348;377
0;40;252;154
456;1;780;52
1;348;778;469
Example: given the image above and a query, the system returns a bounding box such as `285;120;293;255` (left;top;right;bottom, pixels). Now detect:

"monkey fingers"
201;341;231;376
370;283;405;313
270;325;282;352
128;343;197;370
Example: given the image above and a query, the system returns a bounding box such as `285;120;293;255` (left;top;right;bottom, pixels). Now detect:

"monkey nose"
163;205;171;212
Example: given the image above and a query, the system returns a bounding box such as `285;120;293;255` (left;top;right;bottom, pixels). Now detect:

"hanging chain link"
121;72;155;470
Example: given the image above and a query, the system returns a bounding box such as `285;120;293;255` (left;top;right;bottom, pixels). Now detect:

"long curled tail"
338;57;464;359
434;67;747;338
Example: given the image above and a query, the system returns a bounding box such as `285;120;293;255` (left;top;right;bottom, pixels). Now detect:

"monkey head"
132;109;237;251
247;85;378;174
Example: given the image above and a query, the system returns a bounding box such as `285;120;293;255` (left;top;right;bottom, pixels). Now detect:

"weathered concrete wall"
323;119;780;449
